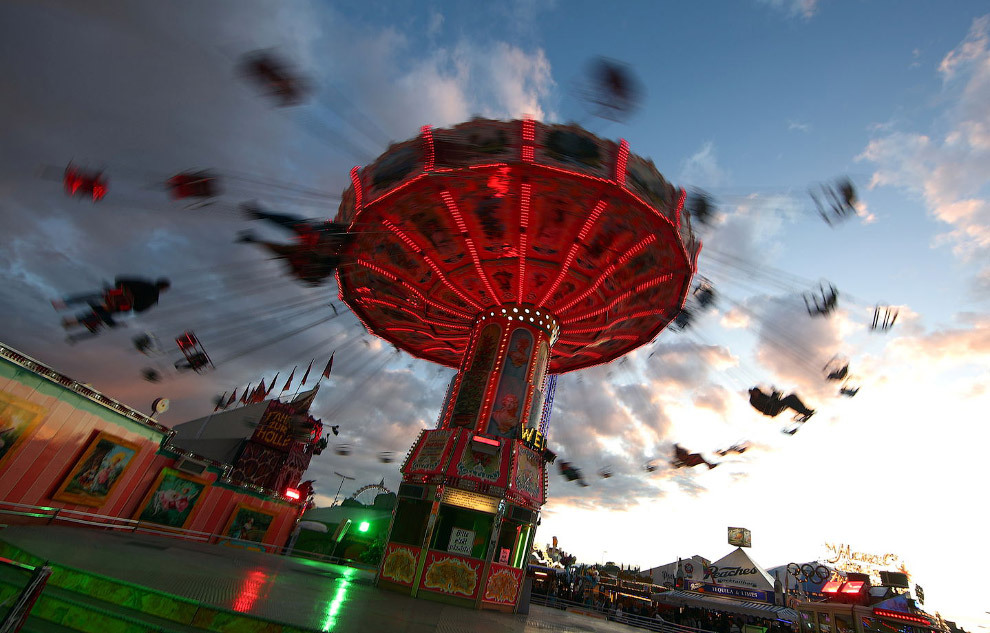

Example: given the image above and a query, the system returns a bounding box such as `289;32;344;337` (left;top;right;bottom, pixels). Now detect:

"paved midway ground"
0;525;640;633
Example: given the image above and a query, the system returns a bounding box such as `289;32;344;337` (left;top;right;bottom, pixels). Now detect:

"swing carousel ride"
330;114;706;605
41;54;898;512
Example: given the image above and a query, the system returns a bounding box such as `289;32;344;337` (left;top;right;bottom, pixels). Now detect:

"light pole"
332;471;355;506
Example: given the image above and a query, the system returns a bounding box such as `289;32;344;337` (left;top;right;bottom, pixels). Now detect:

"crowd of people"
538;578;797;633
659;607;795;633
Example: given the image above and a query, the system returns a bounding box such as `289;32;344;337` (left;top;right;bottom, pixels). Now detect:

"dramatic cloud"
699;192;803;284
751;295;847;396
938;16;989;78
885;311;990;364
0;2;556;501
720;307;752;330
539;356;725;511
692;383;732;415
756;0;819;21
859;14;990;288
679;142;728;188
642;342;738;390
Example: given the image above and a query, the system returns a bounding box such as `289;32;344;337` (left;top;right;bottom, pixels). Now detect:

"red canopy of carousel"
334;118;700;373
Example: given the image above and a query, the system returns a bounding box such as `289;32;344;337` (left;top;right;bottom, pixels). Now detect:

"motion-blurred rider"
54;277;170;336
748;387;815;422
673;444;718;470
237;203;352;286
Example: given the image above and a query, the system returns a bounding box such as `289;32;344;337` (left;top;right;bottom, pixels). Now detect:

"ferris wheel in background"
347;482;393;504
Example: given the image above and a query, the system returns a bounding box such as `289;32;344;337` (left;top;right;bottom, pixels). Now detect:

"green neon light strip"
321;579;352;632
512;525;531;568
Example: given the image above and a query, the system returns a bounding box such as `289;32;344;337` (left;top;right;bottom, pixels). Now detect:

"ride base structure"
376;311;557;611
334;118;699;611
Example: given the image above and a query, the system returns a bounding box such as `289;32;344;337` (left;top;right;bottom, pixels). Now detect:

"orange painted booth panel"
1;350;298;551
0;368;168;516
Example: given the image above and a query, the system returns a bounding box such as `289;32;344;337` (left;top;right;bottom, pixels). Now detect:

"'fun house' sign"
252;401;299;451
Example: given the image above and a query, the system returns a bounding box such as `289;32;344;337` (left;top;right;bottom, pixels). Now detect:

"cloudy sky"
2;1;988;628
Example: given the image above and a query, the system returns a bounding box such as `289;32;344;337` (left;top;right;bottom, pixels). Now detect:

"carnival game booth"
597;575;659;610
795;589;947;633
646;555;710;588
0;343;312;553
528;564;569;595
655;547;797;622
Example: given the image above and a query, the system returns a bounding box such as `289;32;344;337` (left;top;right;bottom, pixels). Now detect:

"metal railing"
285;548;377;570
529;592;717;633
0;500;285;555
1;343;301;504
0;555;52;633
0;500;381;572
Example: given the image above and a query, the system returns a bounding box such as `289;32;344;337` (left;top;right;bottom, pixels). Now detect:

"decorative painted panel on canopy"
335;118;700;373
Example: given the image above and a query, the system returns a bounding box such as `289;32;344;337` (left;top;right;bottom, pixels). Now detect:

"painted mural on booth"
525;341;549;430
450;323;500;427
53;431;141;507
455;438;503;483
220;503;277;547
0;391;46;470
511;445;543;505
483;565;524;605
134;468;207;529
381;543;420;586
487;328;533;439
420;551;481;599
406;430;453;474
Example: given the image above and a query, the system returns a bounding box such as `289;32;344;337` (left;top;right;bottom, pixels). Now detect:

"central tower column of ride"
375;306;558;611
441;306;559;438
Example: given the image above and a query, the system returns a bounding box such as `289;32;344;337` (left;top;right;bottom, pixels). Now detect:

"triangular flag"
240;384;251;404
214;392;227;412
321;352;335;379
281;367;296;392
300;360;313;386
292;386;319;413
250;380;267;403
267;373;279;395
225;390;237;407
